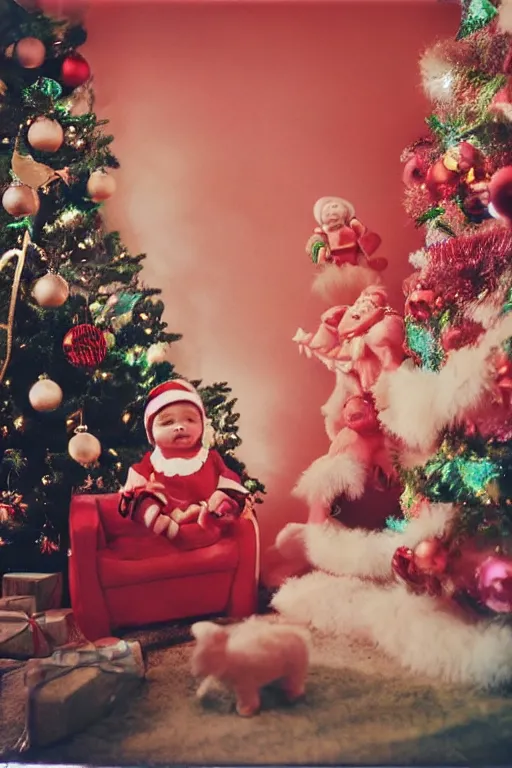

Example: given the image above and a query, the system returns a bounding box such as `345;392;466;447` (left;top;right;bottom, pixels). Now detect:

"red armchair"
68;493;260;641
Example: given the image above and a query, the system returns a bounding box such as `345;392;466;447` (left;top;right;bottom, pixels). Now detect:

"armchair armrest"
227;501;260;618
68;494;113;641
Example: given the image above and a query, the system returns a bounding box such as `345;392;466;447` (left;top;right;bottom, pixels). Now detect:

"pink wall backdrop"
80;0;460;555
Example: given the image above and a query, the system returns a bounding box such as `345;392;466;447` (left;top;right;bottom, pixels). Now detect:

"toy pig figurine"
191;618;310;716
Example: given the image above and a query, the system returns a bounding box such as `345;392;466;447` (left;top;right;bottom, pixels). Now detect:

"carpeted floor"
1;619;512;766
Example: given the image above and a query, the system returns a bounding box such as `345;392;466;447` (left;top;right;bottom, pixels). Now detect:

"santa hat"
144;379;205;445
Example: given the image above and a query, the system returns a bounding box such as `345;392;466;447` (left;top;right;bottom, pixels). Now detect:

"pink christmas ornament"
15;37;46;68
489;166;512;222
413;538;449;575
476;556;512;613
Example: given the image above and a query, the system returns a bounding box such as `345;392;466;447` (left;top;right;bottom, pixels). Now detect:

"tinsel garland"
422;229;512;305
405;318;445;372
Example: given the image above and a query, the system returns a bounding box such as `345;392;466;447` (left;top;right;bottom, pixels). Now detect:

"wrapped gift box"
2;572;62;612
34;608;85;649
0;610;51;659
0;595;36;616
23;639;145;748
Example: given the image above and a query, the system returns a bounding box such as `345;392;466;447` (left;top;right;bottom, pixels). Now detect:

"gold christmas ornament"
15;37;46;69
68;426;101;466
27;117;64;153
146;342;168;365
32;273;69;308
2;183;39;217
29;378;63;412
86;170;116;202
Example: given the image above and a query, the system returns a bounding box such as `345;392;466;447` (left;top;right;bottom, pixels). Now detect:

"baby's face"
152;402;203;450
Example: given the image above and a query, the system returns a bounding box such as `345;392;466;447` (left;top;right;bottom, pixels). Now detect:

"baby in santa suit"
119;379;249;550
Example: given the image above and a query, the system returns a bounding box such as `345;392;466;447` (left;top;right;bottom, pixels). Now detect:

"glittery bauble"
15;37;46;68
28;378;63;412
489;166;512;221
426;159;459;201
63;324;107;368
60;52;91;88
413;538;448;575
32;273;69;308
27;117;64;153
68;430;101;466
2;184;39;217
87;170;116;202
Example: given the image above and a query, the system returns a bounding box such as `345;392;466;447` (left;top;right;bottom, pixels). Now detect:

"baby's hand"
170;503;202;525
208;490;237;517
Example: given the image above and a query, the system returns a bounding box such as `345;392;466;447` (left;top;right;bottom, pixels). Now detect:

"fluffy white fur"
312;263;381;307
275;504;453;580
499;0;512;33
293;453;366;505
408;248;428;270
272;572;512;688
420;50;455;104
374;312;512;451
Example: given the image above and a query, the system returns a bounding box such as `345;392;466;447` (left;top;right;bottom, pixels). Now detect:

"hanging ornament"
456;0;498;41
146;342;168;365
2;183;39;217
60;52;91;88
413;538;449;575
63;324;107;368
29;377;63;412
27;117;64;153
68;425;101;466
489;166;512;222
476;555;512;613
86;170;116;202
24;77;63;101
32;273;69;308
15;37;46;69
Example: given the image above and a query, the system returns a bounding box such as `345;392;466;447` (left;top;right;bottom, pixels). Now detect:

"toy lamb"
190;618;310;716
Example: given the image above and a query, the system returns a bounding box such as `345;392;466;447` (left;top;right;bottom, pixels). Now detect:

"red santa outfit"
119;379;249;549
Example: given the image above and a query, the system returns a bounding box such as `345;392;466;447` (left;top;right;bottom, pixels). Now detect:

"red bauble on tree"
489;166;512;222
63;324;107;368
60;52;91;89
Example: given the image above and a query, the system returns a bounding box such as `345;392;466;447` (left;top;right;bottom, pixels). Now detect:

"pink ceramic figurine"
191;618;310;716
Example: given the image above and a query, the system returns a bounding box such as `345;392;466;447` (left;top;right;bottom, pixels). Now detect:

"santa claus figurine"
307;196;386;271
119;379;249;550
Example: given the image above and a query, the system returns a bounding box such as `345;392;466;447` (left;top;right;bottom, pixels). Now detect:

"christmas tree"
0;0;264;575
379;0;512;613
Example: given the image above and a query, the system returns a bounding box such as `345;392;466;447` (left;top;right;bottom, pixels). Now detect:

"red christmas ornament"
405;289;436;321
426;159;459;201
489;166;512;222
440;320;484;352
413;538;448;575
60;52;91;89
63;324;107;368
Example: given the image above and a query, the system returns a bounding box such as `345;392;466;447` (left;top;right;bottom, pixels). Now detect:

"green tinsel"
405;319;445;372
456;0;498;41
386;516;408;533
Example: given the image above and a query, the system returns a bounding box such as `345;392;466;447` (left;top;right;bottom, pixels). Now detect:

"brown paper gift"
0;595;36;616
34;608;85;649
2;572;62;612
0;610;51;659
20;639;145;748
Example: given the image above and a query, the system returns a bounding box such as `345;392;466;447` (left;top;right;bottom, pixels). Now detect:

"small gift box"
21;639;145;748
2;572;62;612
0;595;36;616
0;610;51;659
33;608;85;649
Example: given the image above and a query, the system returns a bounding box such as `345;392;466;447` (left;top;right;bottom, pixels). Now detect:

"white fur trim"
271;570;512;687
150;446;209;477
217;476;249;495
293;453;366;506
312;263;380;306
408;248;428;269
377;312;512;451
303;503;454;578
